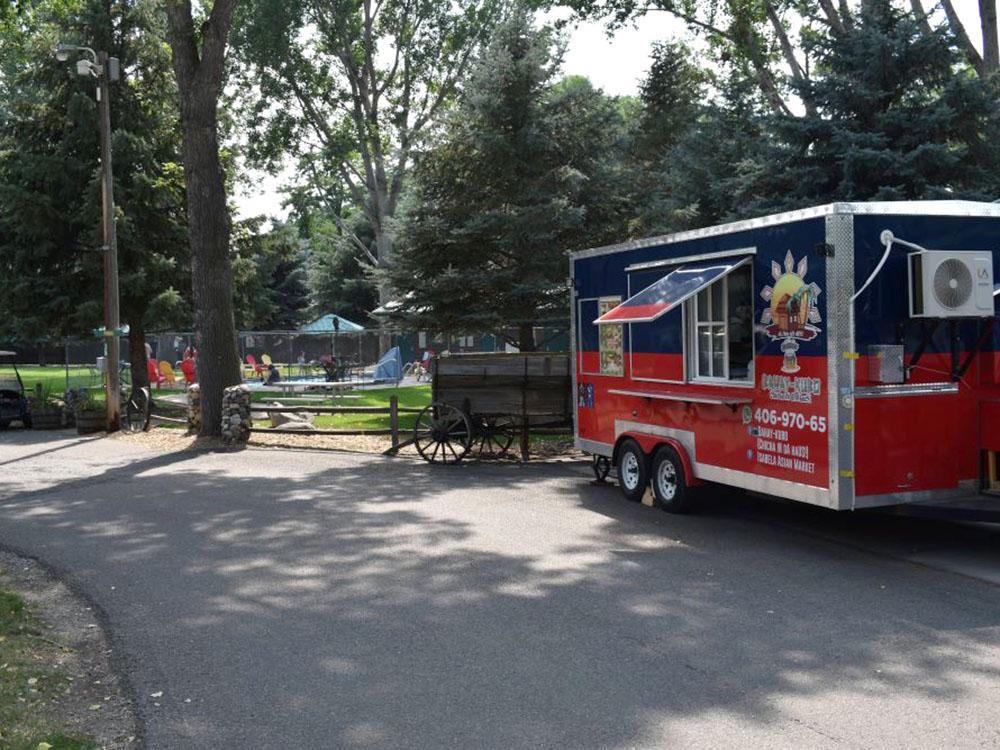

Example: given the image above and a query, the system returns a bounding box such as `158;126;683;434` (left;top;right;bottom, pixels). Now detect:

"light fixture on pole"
55;42;122;432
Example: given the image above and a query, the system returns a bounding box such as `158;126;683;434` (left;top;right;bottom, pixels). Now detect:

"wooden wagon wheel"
123;387;151;433
413;402;472;464
474;415;517;459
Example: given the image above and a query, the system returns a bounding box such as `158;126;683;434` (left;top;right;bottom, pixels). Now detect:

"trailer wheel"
651;446;694;513
617;439;649;502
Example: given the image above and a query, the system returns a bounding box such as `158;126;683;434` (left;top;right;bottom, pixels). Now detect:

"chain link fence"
2;325;569;391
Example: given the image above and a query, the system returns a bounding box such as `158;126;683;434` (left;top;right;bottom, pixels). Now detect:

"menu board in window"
598;297;623;375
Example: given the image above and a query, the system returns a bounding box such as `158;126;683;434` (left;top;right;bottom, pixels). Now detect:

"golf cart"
0;350;31;429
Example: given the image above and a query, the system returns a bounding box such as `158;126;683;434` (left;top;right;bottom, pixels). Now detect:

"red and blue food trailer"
571;201;1000;512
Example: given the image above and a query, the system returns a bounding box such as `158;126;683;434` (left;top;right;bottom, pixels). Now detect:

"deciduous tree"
233;0;506;313
164;0;241;435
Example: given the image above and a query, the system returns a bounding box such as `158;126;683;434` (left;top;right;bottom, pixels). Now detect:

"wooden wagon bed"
411;352;572;463
432;352;571;422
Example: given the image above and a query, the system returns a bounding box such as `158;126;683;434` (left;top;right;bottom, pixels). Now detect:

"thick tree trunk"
518;323;536;352
375;228;393;355
981;0;999;75
127;316;149;390
177;110;241;434
165;0;241;436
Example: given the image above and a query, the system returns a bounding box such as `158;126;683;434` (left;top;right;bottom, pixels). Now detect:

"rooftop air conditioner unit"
908;250;994;318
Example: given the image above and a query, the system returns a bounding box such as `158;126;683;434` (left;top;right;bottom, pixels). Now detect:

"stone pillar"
221;385;252;445
187;384;202;433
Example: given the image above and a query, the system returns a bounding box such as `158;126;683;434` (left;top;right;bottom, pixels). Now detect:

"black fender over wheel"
616;439;649;502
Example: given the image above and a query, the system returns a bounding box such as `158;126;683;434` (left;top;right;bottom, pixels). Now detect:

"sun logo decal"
760;251;822;373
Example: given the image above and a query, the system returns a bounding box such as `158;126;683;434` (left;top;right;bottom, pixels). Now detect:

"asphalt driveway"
1;431;999;748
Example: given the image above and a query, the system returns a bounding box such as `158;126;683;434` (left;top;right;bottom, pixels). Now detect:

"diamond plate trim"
826;214;855;510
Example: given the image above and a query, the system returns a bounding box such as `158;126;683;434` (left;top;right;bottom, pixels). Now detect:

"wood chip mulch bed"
111;427;583;462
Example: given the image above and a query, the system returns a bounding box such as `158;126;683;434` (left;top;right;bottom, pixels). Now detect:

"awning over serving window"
594;256;751;325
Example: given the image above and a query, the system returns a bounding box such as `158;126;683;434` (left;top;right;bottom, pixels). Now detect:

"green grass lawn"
0;590;95;749
5;365;98;397
250;385;573;446
253;384;432;431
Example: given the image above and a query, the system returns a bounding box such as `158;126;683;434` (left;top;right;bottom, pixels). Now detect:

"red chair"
245;354;263;379
147;359;165;389
180;358;196;384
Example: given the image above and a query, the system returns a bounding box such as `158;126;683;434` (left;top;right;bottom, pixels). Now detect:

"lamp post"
56;43;121;432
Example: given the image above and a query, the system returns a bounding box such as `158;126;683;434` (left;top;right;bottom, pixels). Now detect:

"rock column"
221;385;252;445
187;384;202;433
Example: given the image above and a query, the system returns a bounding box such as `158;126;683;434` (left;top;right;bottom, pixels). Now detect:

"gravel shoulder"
0;549;139;749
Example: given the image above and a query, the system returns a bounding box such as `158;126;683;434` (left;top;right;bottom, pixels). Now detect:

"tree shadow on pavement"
0;448;999;748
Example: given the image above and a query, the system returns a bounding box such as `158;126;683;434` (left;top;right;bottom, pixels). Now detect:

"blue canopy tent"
373;346;402;383
299;314;365;333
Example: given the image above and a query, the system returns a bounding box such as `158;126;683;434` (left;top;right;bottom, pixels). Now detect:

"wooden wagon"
412;352;572;463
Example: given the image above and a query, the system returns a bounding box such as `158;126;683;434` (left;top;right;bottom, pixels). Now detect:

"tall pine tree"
231;219;311;330
386;9;632;349
0;0;190;388
741;0;1000;213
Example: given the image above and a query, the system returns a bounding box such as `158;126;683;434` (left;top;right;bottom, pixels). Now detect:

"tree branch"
303;161;379;266
941;0;985;74
980;0;999;75
762;0;815;114
648;5;792;116
163;0;199;88
909;0;934;37
817;0;848;37
199;0;239;87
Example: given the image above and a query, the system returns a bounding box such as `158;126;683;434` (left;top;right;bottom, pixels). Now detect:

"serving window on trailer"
598;252;756;385
572;201;1000;514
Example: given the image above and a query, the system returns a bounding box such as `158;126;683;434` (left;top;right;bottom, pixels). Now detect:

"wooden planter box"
75;411;106;435
31;411;62;430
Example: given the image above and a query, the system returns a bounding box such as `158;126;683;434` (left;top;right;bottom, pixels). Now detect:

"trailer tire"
617;439;649;502
651;445;694;513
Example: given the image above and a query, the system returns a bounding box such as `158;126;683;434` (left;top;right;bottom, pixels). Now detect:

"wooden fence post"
390;395;399;451
520;356;529;462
